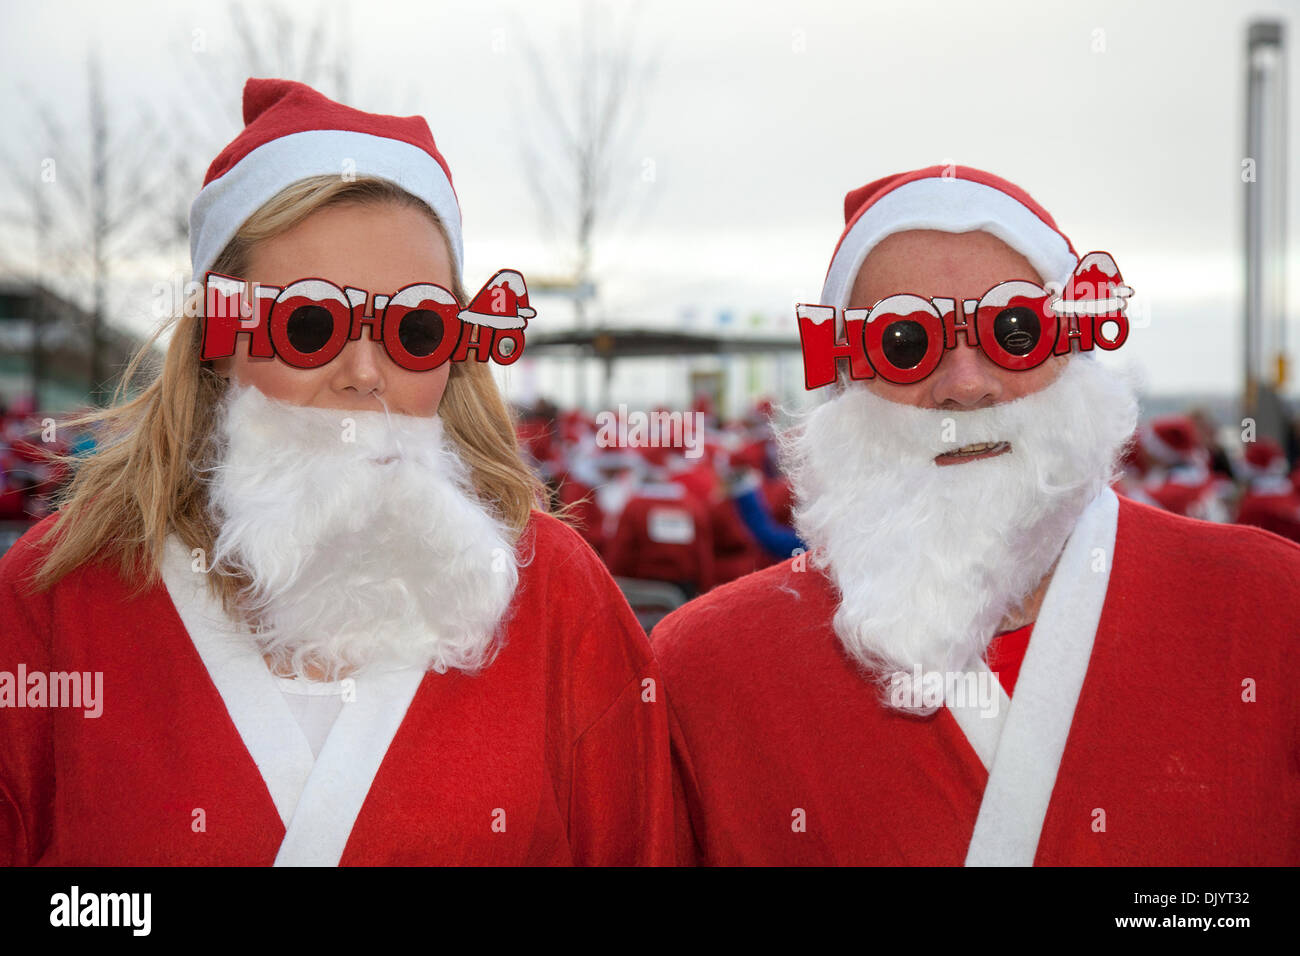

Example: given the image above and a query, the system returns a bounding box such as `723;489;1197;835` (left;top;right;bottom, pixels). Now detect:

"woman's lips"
934;441;1012;467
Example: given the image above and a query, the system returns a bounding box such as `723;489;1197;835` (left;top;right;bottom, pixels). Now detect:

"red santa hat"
1052;251;1135;315
1141;416;1203;467
458;269;535;329
559;409;592;444
190;78;463;282
1240;438;1288;478
821;165;1080;310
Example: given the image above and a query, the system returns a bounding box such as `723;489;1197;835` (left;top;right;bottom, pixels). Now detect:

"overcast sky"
2;0;1298;406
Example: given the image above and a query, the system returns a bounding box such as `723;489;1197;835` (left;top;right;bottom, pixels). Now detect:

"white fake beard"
780;356;1139;713
206;384;520;681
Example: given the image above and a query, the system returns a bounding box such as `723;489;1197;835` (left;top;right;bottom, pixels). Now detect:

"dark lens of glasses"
881;320;929;370
993;307;1040;356
286;305;336;354
397;309;447;358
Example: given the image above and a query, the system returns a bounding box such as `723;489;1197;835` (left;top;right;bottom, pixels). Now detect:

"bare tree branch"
516;0;658;281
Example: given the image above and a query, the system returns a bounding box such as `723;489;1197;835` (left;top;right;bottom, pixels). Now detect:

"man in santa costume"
1235;438;1300;543
1136;415;1233;522
0;78;672;866
653;165;1300;866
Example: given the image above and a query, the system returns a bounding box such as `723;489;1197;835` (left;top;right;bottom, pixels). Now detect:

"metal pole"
1243;21;1289;441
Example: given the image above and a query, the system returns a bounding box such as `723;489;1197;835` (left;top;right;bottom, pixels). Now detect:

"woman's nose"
331;337;386;397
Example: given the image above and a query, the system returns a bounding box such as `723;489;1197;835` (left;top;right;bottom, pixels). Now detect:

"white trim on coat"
160;535;430;866
272;664;427;866
962;487;1119;867
160;536;317;828
944;657;1011;772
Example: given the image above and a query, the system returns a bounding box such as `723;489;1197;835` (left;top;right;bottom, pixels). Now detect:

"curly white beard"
206;384;520;681
779;356;1139;712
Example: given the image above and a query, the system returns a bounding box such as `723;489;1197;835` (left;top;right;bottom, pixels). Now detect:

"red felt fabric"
709;497;764;586
203;79;455;192
1144;476;1218;517
652;497;1300;865
0;511;673;866
554;474;606;555
1236;491;1300;544
605;494;714;593
986;623;1033;696
762;477;794;528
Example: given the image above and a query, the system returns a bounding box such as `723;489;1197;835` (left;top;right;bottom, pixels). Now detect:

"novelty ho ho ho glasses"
796;252;1133;389
200;269;535;370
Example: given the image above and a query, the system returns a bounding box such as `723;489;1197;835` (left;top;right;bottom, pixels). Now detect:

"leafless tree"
0;1;358;407
515;0;660;406
1;50;171;404
162;0;357;267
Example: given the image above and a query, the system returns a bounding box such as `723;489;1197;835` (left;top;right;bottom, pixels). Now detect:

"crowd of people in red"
4;394;1300;606
0;399;90;546
515;396;797;606
1116;411;1300;543
516;397;1300;617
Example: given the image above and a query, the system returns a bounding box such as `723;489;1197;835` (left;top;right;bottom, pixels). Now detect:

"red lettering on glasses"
796;251;1132;389
201;269;534;371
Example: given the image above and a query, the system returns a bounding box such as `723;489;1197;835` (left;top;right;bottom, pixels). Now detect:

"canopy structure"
525;326;801;359
522;326;803;408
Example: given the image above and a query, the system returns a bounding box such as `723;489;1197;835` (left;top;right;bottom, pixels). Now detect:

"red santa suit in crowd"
652;166;1300;866
606;479;715;593
1136;416;1232;521
1235;438;1300;543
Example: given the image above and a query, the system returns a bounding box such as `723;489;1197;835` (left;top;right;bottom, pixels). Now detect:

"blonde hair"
29;175;548;615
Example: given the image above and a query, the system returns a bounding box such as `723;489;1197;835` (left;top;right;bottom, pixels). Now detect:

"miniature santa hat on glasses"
189;78;463;282
820;165;1080;310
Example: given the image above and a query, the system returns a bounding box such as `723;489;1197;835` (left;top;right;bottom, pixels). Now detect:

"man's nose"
927;343;1002;408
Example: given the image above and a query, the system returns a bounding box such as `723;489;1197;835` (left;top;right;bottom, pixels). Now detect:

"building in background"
0;280;147;412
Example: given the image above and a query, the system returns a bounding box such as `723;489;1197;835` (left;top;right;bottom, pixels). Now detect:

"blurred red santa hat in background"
1240;437;1288;477
1141;415;1205;467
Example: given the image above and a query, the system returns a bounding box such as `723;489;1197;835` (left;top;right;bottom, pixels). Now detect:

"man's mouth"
934;441;1012;467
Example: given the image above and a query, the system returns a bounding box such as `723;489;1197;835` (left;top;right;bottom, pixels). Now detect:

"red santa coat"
0;510;673;866
606;490;714;593
653;493;1300;865
1236;485;1300;544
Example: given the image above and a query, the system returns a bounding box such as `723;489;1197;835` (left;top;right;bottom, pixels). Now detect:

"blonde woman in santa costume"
0;78;673;866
